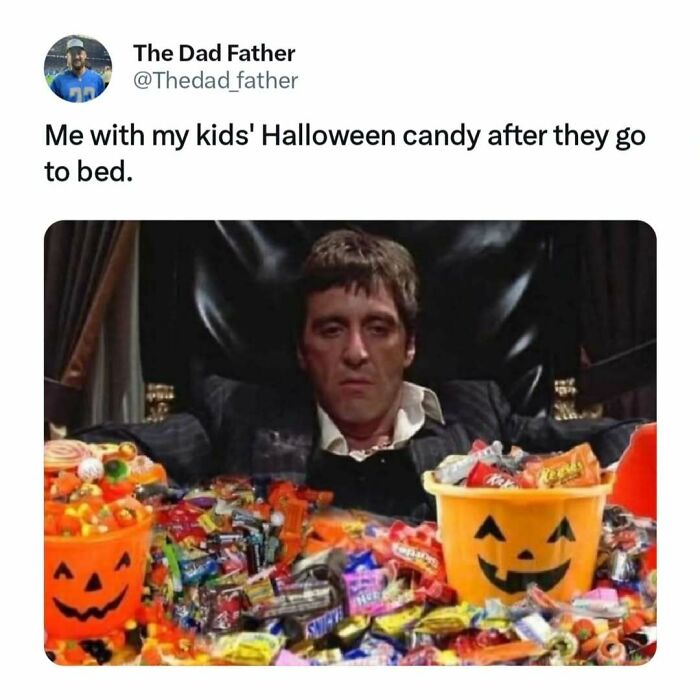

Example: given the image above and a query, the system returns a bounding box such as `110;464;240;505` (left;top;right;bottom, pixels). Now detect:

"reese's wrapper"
519;443;601;488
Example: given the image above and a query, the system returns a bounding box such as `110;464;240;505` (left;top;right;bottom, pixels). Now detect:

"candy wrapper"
344;568;389;616
377;521;446;582
598;504;657;583
432;440;602;490
283;604;345;643
433;440;503;485
209;632;283;665
371;603;424;642
46;440;657;667
201;585;244;634
467;462;520;489
247;581;338;619
414;603;479;635
518;443;601;489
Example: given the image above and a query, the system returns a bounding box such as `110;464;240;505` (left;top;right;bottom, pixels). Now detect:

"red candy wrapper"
415;578;457;606
203;585;244;633
466;462;521;489
156;502;208;542
378;521;446;582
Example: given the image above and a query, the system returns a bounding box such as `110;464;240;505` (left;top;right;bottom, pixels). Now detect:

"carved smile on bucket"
477;556;571;594
473;514;577;594
52;586;128;622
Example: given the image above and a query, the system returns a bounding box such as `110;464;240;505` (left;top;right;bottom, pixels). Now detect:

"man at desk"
78;229;641;519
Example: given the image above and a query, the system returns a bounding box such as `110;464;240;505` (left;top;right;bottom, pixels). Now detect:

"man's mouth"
339;381;374;395
477;556;570;594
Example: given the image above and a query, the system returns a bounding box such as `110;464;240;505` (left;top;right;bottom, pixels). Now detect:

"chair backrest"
138;221;580;416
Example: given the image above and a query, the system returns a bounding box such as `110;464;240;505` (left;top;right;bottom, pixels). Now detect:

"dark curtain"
44;221;139;429
578;222;656;419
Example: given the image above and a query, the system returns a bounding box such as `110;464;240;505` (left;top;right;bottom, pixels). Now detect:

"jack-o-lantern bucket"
44;514;153;639
423;473;611;605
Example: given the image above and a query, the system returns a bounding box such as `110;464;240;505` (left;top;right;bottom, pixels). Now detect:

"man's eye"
368;324;390;336
319;325;343;338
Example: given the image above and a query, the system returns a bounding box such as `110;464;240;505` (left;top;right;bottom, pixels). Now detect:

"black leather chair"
72;220;653;491
139;221;580;417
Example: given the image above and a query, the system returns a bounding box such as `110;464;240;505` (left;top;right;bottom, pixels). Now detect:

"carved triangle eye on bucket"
547;518;576;543
45;518;152;639
471;514;573;594
474;516;505;541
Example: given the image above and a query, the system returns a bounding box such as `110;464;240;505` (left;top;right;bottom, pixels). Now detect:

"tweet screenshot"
6;0;697;692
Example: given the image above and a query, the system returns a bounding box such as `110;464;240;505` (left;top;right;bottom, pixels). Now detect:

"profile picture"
45;35;111;103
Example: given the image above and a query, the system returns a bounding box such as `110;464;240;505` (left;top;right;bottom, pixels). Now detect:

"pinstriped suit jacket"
75;376;643;489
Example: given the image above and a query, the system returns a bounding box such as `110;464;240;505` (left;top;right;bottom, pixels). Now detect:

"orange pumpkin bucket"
44;514;153;639
423;473;611;605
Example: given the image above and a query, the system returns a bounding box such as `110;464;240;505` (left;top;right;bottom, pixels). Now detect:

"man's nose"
342;329;369;365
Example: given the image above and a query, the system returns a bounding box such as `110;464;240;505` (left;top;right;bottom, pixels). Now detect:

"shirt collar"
317;381;444;461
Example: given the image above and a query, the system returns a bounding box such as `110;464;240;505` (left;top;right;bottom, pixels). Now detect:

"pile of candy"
44;436;657;665
44;495;151;537
433;440;605;489
44;440;166;537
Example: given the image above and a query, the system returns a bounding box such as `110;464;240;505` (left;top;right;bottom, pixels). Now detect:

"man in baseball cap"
50;36;105;103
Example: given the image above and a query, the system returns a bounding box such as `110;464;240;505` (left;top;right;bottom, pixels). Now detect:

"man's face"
298;281;416;430
67;49;87;72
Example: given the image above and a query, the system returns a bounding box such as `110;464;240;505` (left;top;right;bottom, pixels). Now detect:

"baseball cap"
66;38;85;51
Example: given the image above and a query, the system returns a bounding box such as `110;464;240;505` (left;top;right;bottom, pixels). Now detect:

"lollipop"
44;440;93;472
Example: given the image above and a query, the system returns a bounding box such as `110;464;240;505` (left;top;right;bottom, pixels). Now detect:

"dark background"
135;221;656;421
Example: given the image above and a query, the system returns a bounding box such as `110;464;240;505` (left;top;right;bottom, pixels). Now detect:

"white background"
1;0;697;694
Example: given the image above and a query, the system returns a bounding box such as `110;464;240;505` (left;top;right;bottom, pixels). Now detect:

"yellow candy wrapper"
415;603;480;635
372;603;424;639
210;632;283;665
244;576;276;606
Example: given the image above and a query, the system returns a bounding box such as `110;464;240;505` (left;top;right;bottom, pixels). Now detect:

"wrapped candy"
518;444;601;489
434;440;505;485
45;439;657;667
598;505;657;583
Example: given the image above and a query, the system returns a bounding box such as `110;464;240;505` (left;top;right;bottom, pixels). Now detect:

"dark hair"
300;229;419;336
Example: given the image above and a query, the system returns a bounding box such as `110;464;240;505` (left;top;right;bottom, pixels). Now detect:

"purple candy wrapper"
344;569;388;616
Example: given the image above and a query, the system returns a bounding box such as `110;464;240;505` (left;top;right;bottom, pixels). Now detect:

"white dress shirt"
317;381;445;462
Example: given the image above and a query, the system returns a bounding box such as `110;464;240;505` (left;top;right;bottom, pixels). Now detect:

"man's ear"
404;334;416;368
